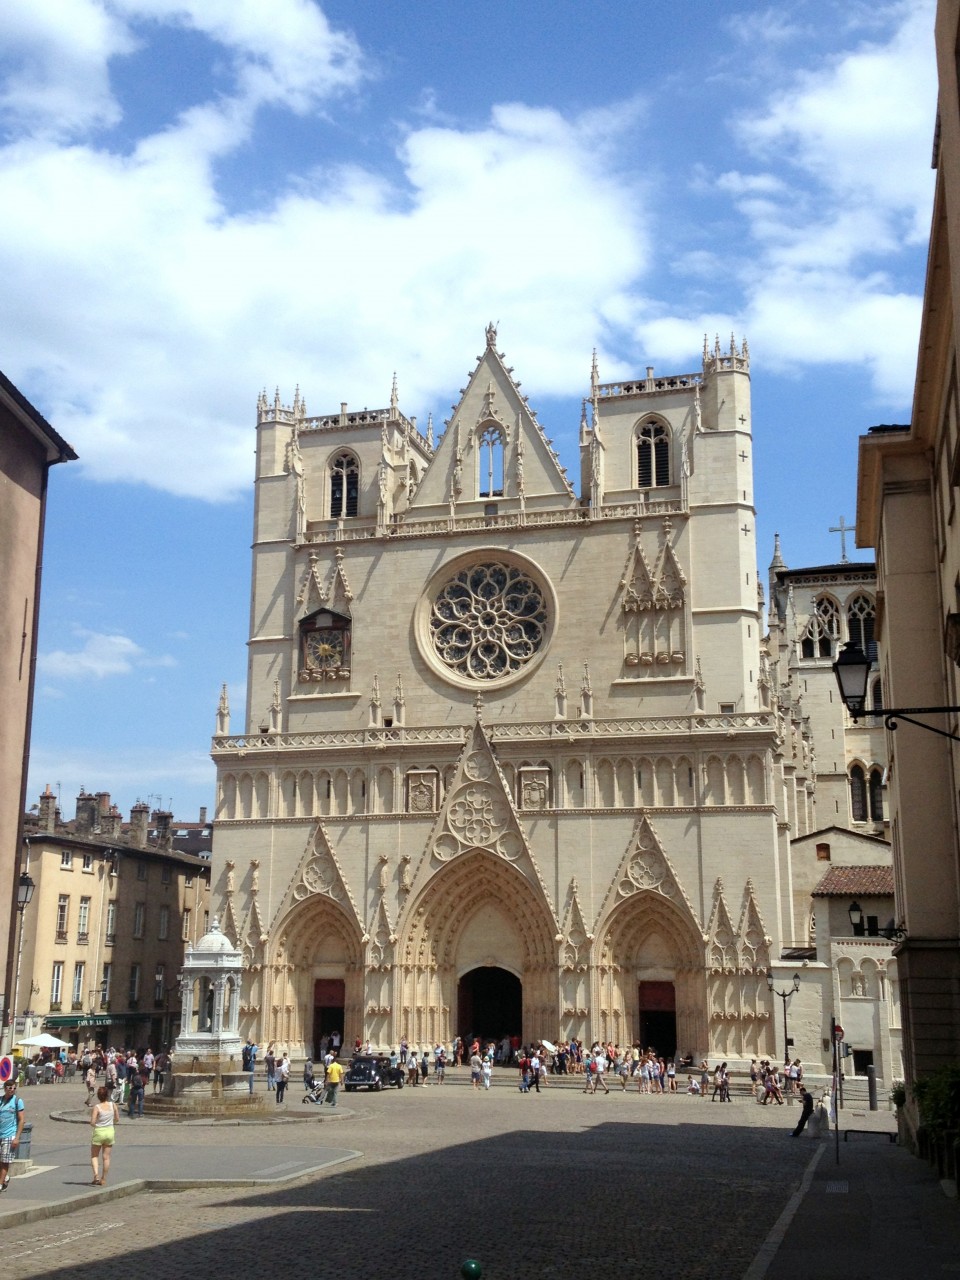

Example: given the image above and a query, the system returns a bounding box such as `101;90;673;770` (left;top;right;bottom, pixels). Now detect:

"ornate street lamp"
848;901;864;935
767;971;800;1065
11;871;36;1037
833;640;960;741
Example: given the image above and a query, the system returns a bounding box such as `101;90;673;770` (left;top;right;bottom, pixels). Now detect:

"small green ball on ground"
461;1261;482;1279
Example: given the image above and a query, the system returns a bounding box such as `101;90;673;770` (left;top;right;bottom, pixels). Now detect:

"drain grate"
824;1180;849;1193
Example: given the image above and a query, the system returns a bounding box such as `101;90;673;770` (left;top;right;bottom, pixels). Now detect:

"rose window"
429;562;548;680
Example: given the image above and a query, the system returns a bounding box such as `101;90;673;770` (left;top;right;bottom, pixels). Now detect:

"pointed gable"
652;518;686;609
597;813;702;932
268;820;365;938
707;878;738;971
737;879;771;972
620;520;657;611
408;718;557;918
560;877;592;969
406;324;576;516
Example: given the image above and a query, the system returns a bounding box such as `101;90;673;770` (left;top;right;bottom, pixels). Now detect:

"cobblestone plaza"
2;1077;956;1279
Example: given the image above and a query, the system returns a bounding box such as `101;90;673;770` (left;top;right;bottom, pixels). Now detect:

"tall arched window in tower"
847;594;876;660
800;596;840;658
478;425;504;498
871;676;884;712
869;767;884;821
849;764;867;822
329;452;359;518
636;420;671;488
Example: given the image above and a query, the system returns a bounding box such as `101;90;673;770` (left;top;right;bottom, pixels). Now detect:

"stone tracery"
429;561;548;681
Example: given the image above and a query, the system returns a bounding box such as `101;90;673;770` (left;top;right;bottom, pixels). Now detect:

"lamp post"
11;871;36;1043
767;971;800;1067
833;640;960;740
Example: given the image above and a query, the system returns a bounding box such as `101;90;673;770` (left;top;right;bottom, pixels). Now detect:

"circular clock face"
417;551;555;689
304;628;344;670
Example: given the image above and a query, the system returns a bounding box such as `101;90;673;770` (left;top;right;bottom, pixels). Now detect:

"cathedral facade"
211;326;821;1064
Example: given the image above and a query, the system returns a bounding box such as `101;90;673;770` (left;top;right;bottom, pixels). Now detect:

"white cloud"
38;629;176;680
0;0;938;503
640;0;935;403
0;0;135;138
737;0;935;239
114;0;364;114
0;83;649;498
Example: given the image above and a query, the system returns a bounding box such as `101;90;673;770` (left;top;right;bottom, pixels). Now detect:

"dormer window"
636;420;670;488
330;452;359;518
478;425;504;498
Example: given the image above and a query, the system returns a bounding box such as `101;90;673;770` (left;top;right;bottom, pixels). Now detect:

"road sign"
834;1024;844;1039
0;1056;13;1083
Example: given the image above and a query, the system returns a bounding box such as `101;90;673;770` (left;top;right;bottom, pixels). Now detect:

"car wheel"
374;1079;383;1091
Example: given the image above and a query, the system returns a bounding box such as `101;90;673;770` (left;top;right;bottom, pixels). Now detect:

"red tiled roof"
811;865;894;897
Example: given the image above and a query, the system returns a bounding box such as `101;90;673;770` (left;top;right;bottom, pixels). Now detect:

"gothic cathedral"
211;326;817;1064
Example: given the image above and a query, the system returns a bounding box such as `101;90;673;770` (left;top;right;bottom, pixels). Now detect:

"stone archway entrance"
458;966;522;1044
638;980;677;1057
397;850;558;1048
598;892;707;1055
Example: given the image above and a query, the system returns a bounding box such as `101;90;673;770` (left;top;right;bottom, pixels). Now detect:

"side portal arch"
263;895;364;1057
598;891;707;1058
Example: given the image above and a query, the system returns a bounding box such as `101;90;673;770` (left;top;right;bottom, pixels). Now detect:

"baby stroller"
302;1074;325;1104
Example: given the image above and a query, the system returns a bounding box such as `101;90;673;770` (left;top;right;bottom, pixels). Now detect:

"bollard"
14;1122;33;1160
867;1063;878;1111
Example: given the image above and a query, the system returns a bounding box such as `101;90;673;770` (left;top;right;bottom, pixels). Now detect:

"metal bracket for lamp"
832;641;960;742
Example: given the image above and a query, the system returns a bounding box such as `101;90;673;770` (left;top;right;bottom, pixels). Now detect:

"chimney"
38;784;58;834
102;805;123;840
154;810;173;850
129;802;149;849
199;806;207;825
75;789;98;834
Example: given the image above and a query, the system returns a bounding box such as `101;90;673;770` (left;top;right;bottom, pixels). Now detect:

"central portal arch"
458;966;522;1043
398;849;558;1047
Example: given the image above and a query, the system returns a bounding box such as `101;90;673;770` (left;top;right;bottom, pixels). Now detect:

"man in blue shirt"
242;1039;258;1094
0;1079;26;1191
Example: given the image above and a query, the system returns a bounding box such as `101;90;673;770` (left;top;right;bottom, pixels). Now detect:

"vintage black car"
343;1055;405;1091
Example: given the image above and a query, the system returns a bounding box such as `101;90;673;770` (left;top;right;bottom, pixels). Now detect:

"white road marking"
8;1220;126;1260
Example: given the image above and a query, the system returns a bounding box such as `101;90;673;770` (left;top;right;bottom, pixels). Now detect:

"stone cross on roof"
829;515;853;562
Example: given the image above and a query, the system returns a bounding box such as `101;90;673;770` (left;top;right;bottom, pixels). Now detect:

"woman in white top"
90;1085;119;1185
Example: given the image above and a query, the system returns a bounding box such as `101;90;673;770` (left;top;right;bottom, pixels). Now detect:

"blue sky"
0;0;937;820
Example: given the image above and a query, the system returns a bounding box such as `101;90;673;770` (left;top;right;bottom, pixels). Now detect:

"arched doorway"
458;966;522;1043
638;980;677;1057
598;891;707;1055
397;850;558;1047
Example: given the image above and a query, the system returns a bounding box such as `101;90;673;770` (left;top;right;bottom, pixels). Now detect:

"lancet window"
478;425;505;498
636;419;671;488
847;594;876;660
800;596;840;659
849;764;867;822
329;451;359;518
869;767;884;821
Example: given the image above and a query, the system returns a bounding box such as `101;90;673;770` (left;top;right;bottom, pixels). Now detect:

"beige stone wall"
213;337;849;1067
